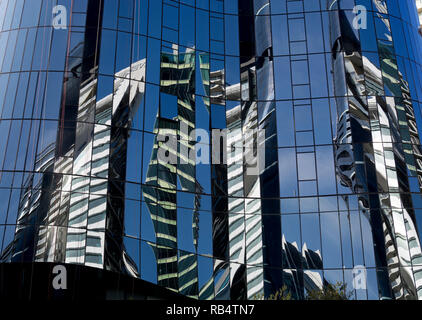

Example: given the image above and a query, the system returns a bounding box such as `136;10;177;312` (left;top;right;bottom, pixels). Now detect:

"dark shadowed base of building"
0;263;190;300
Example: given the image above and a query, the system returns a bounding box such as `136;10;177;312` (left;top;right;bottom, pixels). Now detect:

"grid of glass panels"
1;0;422;300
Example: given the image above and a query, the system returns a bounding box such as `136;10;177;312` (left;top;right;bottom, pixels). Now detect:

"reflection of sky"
144;84;159;132
366;268;380;299
360;11;378;52
282;214;301;248
141;203;155;243
116;32;132;72
96;76;114;102
297;153;316;180
324;269;343;287
196;10;209;52
198;254;213;289
141;133;154;184
126;131;143;183
316;146;337;195
321;212;342;268
301;213;321;253
99;29;116;75
124;200;141;238
278;149;298;197
178;209;195;253
198;211;213;255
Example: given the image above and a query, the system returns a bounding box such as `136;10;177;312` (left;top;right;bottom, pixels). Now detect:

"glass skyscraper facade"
1;0;422;300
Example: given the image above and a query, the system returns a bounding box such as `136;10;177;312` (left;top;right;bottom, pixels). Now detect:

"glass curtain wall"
0;0;422;300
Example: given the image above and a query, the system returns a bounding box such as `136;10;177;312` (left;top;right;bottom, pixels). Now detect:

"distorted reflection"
330;0;422;299
2;0;422;302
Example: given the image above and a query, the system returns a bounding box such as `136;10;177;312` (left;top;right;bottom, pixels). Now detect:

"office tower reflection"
2;0;422;300
330;0;422;299
3;56;146;278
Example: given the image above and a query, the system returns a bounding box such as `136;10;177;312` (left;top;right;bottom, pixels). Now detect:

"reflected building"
282;236;324;300
3;56;146;277
330;0;422;299
226;103;265;300
1;0;422;300
142;46;201;296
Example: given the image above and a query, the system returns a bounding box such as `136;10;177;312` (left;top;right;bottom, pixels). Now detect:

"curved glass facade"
1;0;422;300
